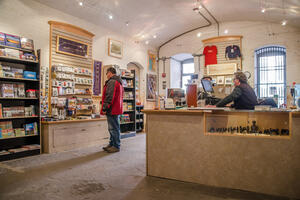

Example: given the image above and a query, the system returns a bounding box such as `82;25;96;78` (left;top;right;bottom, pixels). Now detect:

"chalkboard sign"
56;35;89;58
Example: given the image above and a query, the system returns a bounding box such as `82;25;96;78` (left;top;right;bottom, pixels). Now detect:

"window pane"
182;75;191;91
183;63;194;74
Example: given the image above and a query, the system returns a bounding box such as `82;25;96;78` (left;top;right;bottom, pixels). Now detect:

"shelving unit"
0;48;41;162
120;70;136;139
136;105;144;133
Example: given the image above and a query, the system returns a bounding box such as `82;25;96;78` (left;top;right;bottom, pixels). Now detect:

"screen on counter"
201;79;213;93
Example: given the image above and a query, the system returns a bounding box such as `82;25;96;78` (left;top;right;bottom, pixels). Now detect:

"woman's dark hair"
107;67;116;74
234;72;247;83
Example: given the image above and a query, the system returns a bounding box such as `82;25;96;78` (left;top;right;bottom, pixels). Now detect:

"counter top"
41;118;106;124
142;108;300;115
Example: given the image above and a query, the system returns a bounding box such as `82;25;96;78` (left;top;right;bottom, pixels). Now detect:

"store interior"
0;0;300;199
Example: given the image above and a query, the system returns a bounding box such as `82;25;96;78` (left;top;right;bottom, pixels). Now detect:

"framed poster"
108;38;123;59
56;35;89;58
148;51;157;72
93;60;102;95
146;74;157;101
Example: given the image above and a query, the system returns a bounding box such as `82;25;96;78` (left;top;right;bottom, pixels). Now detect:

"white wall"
0;0;154;105
159;21;300;95
170;59;181;88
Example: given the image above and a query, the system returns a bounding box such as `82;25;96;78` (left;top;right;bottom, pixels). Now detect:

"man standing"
101;67;123;153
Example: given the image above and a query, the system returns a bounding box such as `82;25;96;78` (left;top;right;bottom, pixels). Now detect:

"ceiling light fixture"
197;32;202;37
125;22;129;26
224;29;228;34
153;35;157;39
261;8;265;13
109;15;113;20
79;1;83;6
141;35;145;38
145;41;149;45
281;0;287;26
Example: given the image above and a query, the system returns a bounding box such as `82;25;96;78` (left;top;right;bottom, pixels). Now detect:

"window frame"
255;45;286;105
181;58;194;89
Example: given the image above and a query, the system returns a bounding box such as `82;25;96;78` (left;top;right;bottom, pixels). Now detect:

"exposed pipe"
200;2;220;36
156;3;219;107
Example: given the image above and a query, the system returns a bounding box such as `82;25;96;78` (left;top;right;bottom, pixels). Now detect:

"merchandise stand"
0;47;41;161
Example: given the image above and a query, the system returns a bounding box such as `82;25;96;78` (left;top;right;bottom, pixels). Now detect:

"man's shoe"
102;144;112;151
106;146;120;153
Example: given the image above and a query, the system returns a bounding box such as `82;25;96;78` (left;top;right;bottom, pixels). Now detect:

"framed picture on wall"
56;35;89;58
225;77;232;85
148;51;157;72
108;38;123;59
146;74;157;101
217;76;224;85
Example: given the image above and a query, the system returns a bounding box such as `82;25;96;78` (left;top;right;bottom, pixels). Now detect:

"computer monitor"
201;79;213;93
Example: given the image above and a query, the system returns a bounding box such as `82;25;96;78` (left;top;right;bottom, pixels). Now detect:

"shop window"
255;46;286;106
181;58;194;91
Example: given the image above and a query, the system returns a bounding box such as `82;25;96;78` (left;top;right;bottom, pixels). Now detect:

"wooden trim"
49;24;53;114
41;118;106;124
202;35;243;44
56;35;90;58
48;21;94;38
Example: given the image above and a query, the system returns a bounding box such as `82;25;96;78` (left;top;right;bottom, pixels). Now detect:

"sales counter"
41;118;109;153
143;109;300;198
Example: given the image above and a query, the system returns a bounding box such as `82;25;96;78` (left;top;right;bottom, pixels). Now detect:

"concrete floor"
0;133;295;200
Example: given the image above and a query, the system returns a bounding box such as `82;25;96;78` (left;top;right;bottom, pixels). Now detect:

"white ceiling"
34;0;300;47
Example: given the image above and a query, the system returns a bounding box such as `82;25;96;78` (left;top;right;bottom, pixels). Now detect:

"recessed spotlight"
197;32;202;37
145;41;149;45
141;35;145;38
281;20;287;26
153;35;157;39
79;1;83;6
224;29;228;34
109;15;113;20
198;5;202;9
126;22;129;26
261;8;265;13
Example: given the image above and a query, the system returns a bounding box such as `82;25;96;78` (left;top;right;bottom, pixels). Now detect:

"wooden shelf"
121;76;134;79
75;73;92;77
0;116;39;120
0;134;39;140
75;83;93;86
0;148;40;162
0;56;38;64
120;121;134;125
205;132;291;139
0;77;38;82
0;44;34;53
0;97;38;100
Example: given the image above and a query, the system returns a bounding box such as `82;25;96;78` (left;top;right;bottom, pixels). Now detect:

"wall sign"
56;35;89;58
93;60;102;95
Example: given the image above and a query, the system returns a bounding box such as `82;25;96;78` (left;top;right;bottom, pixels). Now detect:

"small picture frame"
108;38;123;59
217;76;224;85
225;77;232;85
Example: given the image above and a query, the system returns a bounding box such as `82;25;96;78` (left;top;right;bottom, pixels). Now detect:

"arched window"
255;46;286;106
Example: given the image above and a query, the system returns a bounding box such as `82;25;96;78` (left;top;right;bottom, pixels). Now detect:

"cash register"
200;79;221;105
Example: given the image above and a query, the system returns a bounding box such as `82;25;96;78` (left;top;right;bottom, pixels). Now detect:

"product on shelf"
0;121;14;138
26;89;38;98
4;48;19;58
23;71;36;79
2;106;25;117
24;122;38;135
5;34;21;48
14;128;25;136
0;32;5;45
20;37;34;50
1;83;14;97
120;114;131;123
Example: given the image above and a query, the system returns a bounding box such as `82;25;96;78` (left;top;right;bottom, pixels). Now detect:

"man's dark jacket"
101;75;123;115
216;83;258;109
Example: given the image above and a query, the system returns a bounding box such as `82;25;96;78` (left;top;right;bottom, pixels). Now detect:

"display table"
143;109;300;199
41;118;108;153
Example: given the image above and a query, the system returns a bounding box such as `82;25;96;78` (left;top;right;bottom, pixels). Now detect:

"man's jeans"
106;114;121;149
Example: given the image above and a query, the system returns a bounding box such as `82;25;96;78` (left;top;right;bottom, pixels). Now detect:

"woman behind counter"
209;72;258;109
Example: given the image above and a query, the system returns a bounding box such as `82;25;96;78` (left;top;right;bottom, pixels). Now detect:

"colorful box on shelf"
5;34;21;48
23;71;36;79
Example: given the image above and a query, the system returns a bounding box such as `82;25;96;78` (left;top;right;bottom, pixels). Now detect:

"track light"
261;8;265;13
281;20;287;26
79;1;83;6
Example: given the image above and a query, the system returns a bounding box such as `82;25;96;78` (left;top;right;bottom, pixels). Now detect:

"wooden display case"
204;110;291;139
